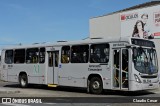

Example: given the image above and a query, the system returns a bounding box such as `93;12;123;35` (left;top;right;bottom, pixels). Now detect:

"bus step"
48;84;58;87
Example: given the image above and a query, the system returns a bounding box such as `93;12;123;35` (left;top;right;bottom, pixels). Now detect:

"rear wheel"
19;74;28;88
89;77;103;94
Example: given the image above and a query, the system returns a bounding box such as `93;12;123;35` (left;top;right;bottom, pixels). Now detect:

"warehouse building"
90;1;160;38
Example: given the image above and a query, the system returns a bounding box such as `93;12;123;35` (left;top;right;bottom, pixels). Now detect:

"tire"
19;74;28;88
89;77;103;94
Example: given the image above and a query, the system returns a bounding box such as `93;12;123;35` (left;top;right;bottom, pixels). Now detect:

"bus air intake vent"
141;75;157;78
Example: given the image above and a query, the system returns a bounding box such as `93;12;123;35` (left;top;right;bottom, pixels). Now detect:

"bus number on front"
113;43;125;47
143;79;151;83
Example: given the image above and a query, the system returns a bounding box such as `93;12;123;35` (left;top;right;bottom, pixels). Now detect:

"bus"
0;37;159;94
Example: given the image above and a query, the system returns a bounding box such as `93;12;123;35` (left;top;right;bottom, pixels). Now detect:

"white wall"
89;13;121;38
90;5;160;39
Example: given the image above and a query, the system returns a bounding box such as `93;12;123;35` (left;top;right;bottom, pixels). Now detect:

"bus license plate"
143;79;151;83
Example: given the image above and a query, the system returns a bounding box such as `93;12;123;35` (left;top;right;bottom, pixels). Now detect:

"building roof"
115;1;160;13
92;1;160;18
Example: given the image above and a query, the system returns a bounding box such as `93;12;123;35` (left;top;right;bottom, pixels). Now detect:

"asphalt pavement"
0;80;160;106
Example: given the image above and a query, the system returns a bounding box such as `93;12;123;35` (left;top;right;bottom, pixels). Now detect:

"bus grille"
141;75;157;78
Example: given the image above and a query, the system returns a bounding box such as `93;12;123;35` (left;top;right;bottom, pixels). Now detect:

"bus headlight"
134;74;142;83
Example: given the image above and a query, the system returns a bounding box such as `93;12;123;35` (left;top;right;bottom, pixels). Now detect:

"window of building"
71;45;89;63
90;44;109;63
39;48;45;63
14;49;25;63
5;50;13;64
26;48;39;63
61;46;70;63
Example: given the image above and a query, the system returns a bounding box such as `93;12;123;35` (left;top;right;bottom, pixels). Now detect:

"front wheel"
19;74;28;88
89;77;103;94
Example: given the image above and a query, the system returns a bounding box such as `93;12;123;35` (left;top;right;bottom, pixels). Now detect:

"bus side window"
39;48;45;63
114;50;120;68
61;46;70;63
48;52;53;67
26;48;39;63
5;50;13;64
14;49;25;63
122;49;128;71
90;44;109;63
90;47;100;63
71;45;89;63
55;51;59;67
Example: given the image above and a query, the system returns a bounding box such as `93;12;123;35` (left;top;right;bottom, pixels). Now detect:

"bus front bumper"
130;81;159;91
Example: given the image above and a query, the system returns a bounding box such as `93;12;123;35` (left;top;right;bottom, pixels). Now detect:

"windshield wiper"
139;47;149;64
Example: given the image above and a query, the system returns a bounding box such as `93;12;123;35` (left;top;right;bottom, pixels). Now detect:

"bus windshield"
132;47;158;74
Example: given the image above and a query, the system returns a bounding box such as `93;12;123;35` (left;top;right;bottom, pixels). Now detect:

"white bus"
0;37;159;94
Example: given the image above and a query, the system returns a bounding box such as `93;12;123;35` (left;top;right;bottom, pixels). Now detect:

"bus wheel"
19;74;28;88
89;77;103;94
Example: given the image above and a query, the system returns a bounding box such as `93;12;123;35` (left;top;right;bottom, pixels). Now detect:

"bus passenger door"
53;51;59;84
113;49;129;90
47;51;59;84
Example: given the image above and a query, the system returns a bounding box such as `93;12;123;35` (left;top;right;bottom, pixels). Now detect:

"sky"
0;0;152;47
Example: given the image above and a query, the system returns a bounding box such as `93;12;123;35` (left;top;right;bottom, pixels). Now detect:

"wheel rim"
92;81;100;90
21;77;26;86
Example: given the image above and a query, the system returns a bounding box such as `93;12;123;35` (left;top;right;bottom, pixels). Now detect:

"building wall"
90;4;160;39
89;13;121;38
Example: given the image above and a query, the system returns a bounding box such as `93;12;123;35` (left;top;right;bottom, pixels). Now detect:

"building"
89;1;160;70
89;1;160;38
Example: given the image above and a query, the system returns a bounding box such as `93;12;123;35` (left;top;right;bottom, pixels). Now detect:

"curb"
0;88;20;94
0;90;20;94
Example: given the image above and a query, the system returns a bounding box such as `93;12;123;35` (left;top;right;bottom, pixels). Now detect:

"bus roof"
1;36;148;50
